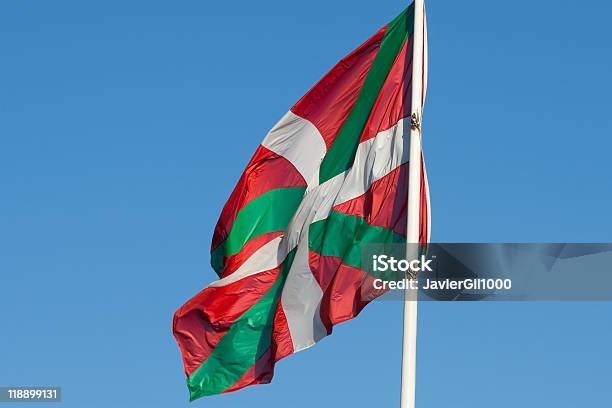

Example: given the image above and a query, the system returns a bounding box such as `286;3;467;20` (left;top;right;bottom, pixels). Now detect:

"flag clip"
410;111;421;132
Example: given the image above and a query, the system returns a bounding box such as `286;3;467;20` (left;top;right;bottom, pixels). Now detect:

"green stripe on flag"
318;4;414;184
188;249;297;399
210;243;225;276
210;187;305;274
309;211;405;275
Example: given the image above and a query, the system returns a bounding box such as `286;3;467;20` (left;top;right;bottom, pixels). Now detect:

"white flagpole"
401;1;426;408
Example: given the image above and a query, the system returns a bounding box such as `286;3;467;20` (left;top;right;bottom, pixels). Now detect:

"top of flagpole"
406;0;426;247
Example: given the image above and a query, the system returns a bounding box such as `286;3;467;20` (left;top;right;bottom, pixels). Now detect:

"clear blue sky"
1;0;611;407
